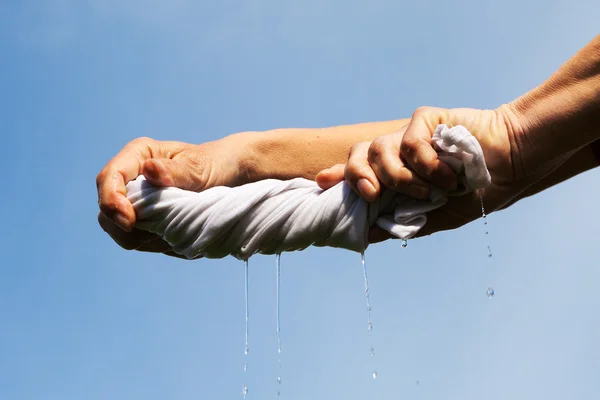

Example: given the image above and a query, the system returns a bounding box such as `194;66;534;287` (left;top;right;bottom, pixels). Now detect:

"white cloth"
126;124;491;260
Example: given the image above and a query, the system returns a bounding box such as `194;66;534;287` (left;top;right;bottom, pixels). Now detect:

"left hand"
96;134;254;258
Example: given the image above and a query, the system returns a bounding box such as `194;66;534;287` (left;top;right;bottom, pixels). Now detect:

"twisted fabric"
126;124;491;260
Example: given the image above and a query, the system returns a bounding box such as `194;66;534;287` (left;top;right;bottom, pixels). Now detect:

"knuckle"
367;138;387;161
96;166;110;189
344;161;364;179
99;198;119;217
132;136;154;145
401;136;420;155
380;169;410;190
349;141;369;157
95;170;105;189
413;105;434;118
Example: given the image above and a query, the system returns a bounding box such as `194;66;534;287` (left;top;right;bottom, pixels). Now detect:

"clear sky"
1;1;599;399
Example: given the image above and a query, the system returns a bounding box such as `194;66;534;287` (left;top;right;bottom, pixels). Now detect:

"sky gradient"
1;1;599;399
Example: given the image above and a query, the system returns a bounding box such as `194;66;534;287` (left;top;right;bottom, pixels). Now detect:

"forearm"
508;35;600;176
501;141;599;209
238;119;410;181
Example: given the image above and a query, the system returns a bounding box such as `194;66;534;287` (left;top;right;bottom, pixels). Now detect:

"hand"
316;106;572;241
96;134;253;257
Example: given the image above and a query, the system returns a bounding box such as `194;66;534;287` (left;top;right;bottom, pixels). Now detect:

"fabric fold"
125;124;491;259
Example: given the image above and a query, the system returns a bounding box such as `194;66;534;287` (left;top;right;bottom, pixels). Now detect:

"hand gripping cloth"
126;124;491;260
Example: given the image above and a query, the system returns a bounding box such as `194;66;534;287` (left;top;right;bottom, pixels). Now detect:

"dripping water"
361;252;377;380
479;195;492;258
276;253;282;398
401;239;408;248
479;191;494;298
243;259;249;398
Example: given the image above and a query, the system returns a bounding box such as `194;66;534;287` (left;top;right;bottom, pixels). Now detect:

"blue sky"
1;1;599;399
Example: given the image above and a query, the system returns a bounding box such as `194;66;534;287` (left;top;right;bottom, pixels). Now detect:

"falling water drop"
243;259;249;399
479;194;491;257
401;239;408;248
479;192;495;299
275;253;283;398
361;252;377;381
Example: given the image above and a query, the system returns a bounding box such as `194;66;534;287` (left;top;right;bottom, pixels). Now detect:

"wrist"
216;130;267;184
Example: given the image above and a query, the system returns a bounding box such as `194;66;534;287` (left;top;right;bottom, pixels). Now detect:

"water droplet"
401;239;408;248
487;245;492;257
484;220;488;225
416;380;420;386
243;260;249;399
486;287;495;298
275;254;283;397
361;252;378;379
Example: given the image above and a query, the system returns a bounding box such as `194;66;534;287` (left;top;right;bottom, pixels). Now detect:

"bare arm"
240;119;411;182
501;141;599;209
508;35;600;179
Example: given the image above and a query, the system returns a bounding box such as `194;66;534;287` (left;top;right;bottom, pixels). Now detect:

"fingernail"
115;213;132;232
357;178;376;199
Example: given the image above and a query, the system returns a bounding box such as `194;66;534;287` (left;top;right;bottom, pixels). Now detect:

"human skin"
97;35;600;255
96;119;411;253
317;34;600;239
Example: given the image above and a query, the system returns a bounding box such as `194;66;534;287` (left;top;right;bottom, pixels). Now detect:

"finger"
368;226;392;244
344;142;380;202
367;135;430;200
316;164;345;190
142;154;206;191
96;137;158;231
98;211;159;250
136;237;175;254
414;194;479;237
401;107;458;191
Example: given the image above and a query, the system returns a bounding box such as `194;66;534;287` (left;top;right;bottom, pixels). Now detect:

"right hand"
96;135;253;257
317;105;572;240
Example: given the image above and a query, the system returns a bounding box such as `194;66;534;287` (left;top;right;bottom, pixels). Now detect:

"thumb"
142;157;200;190
316;164;345;190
